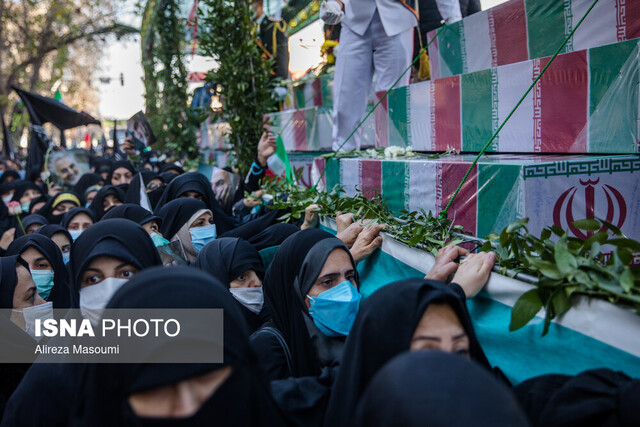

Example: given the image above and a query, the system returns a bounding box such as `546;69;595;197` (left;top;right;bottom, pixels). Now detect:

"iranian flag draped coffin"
378;38;640;154
313;153;640;253
266;105;377;152
428;0;640;80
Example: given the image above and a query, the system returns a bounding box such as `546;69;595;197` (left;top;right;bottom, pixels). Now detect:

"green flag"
272;134;294;184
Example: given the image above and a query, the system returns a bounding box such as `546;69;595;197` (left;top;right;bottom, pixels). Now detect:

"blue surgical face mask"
307;280;361;338
68;229;83;241
85;202;92;208
62;252;71;265
21;202;30;213
189;224;217;253
150;232;170;248
31;269;55;300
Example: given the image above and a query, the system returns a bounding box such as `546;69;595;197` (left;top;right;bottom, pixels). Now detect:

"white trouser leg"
332;22;374;151
372;16;414;92
435;0;462;23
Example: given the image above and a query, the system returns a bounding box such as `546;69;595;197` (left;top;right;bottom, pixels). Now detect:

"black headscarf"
10;181;42;203
69;219;161;297
72;173;103;203
0;255;30;309
159;171;178;184
194;237;268;331
92;158;112;176
36;191;81;224
0;256;37;418
123;171;164;210
20;214;48;230
0;171;21;185
247;223;300;251
159;163;184;175
28;194;49;215
195;238;265;285
6;234;73;309
515;369;640;427
323;278;491;427
60;207;96;229
71;266;289;427
156;198;209;241
138;170;158;184
15;214;49;238
106;160;136;186
88;185;125;219
36;224;72;244
0;181;15;198
101;203;162;228
355;351;529;427
153;172;237;234
262;229;356;378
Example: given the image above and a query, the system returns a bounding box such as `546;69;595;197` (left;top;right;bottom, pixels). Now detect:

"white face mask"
2;194;13;205
68;229;83;242
79;278;129;325
229;287;264;314
13;301;54;341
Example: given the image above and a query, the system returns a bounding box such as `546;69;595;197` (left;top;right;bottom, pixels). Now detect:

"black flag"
13;86;101;180
13;87;100;129
1;115;13;159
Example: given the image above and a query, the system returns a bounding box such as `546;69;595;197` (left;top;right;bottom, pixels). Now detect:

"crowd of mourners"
0;131;638;427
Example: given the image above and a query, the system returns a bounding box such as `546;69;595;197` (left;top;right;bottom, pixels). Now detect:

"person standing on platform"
252;0;291;81
321;0;462;151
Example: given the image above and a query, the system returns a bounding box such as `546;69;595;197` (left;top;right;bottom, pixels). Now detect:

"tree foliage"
140;0;197;158
0;0;137;132
198;0;276;175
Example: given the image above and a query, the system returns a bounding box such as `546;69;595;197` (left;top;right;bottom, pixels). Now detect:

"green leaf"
506;218;529;234
499;229;509;248
596;217;624;237
510;289;543;331
571;219;601;232
620;268;634;293
554;235;578;275
590;241;601;258
551;288;572;318
550;225;565;237
408;234;422;247
526;257;564;280
597;278;626;295
583;231;608;250
607;239;640;252
542;313;552;336
619;248;633;266
540;228;552;241
573;270;595;288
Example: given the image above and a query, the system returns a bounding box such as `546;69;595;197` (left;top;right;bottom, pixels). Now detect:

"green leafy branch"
482;218;640;335
261;175;466;255
198;0;277;175
141;0;198;158
263;174;640;334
